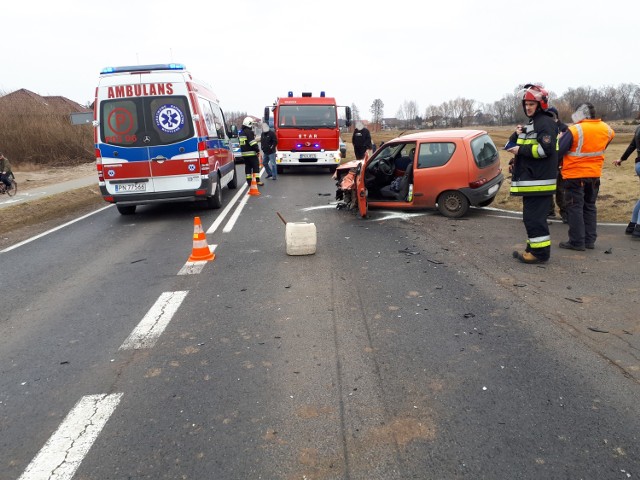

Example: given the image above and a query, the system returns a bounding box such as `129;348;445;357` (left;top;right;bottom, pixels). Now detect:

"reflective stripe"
528;235;551;248
241;152;258;157
516;137;547;158
510;184;556;193
511;178;557;193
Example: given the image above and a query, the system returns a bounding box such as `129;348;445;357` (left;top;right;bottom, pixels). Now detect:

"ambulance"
93;63;238;215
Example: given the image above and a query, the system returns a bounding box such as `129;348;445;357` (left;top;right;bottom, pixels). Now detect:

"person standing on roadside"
557;103;615;251
613;123;640;238
352;122;372;160
260;123;278;180
507;84;558;265
546;106;569;221
0;152;13;189
239;117;263;186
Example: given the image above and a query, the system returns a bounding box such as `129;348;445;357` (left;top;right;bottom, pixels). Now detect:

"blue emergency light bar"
100;63;186;74
287;91;327;98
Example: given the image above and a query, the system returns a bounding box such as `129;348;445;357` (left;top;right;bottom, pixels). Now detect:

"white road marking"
206;182;248;234
1;205;113;253
177;245;217;275
119;291;188;350
18;393;123;480
223;189;251;233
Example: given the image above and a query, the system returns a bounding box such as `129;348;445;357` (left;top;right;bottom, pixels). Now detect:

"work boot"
625;222;637;234
559;241;586;251
512;251;548;264
257;181;265;186
632;224;640;238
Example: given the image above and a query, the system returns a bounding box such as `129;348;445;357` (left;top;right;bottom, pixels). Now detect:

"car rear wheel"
206;176;222;209
437;191;469;218
228;164;238;189
116;204;136;215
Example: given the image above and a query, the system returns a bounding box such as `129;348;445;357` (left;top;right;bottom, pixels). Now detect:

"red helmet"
520;84;550;111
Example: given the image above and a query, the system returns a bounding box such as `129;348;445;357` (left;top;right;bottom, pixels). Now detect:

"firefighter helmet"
242;117;255;127
519;84;550;111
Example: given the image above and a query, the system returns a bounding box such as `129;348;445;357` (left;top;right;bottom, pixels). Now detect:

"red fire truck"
264;91;351;174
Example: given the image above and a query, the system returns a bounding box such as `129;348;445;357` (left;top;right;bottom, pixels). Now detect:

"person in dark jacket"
0;152;13;189
507;84;558;264
260;123;278;180
546;106;569;221
613;123;640;237
352;122;372;160
239;117;263;186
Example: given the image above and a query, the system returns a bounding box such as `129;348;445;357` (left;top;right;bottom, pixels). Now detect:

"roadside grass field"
342;124;638;223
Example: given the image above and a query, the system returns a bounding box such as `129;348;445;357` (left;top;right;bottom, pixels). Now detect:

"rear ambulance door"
99;98;153;195
146;95;199;192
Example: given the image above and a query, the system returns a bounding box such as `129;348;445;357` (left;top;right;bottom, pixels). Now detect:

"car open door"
355;152;370;218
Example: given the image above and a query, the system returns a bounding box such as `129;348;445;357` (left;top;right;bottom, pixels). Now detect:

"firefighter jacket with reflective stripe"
509;111;558;196
239;126;260;158
559;119;615;179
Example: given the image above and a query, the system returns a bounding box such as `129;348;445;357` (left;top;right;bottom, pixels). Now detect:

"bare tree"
370;99;384;131
351;103;361;123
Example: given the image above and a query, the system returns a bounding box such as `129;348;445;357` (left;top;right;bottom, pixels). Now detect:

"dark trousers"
244;156;260;185
564;177;600;247
0;173;11;187
354;148;367;160
549;171;566;217
523;195;552;260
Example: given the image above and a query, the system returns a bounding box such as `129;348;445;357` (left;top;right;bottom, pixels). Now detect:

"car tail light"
469;178;487;189
198;142;210;174
95;149;104;182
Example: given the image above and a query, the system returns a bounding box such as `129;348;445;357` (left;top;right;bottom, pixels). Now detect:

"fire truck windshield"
278;105;337;129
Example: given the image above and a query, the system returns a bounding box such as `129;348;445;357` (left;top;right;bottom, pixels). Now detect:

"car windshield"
278;105;337;129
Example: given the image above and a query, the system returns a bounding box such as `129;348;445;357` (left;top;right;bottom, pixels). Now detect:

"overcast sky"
1;0;635;119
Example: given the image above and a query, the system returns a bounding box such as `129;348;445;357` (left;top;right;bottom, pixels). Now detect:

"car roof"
389;129;486;143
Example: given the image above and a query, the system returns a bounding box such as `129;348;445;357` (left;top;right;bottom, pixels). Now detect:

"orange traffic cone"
248;174;261;196
188;216;215;262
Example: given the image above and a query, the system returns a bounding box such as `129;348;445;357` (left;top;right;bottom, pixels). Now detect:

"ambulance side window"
199;98;218;139
210;102;226;139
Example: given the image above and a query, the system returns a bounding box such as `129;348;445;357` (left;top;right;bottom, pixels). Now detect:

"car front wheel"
437;191;469;218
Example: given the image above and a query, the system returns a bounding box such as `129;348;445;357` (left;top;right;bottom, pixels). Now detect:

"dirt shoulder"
0;163;104;250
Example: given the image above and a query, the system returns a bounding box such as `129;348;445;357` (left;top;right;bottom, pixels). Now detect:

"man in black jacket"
260;123;278;180
352;122;372;160
507;84;558;264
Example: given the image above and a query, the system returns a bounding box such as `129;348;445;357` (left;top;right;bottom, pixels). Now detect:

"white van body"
94;63;238;215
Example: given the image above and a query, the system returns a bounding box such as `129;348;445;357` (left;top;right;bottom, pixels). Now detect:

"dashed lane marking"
119;291;188;350
18;393;123;480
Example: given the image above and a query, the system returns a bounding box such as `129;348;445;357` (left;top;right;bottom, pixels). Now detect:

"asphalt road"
1;167;639;479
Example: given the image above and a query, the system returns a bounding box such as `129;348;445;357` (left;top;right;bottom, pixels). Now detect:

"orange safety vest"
561;119;615;179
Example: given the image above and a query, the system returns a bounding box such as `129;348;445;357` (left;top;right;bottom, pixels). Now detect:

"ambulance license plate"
115;182;146;192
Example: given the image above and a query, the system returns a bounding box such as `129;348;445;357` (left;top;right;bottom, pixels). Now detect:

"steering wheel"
378;157;394;176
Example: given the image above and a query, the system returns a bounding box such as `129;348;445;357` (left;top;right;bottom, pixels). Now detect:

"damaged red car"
351;130;504;218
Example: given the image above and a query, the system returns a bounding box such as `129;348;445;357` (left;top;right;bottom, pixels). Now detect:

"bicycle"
0;173;18;197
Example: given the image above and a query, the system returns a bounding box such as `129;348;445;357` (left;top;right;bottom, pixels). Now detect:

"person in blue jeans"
614;123;640;238
260;123;278;180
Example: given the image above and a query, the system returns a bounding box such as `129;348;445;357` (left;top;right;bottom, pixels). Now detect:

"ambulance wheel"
206;178;222;209
116;205;136;215
437;190;469;218
228;164;238;189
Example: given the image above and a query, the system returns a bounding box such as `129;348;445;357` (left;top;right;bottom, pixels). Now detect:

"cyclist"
0;152;14;190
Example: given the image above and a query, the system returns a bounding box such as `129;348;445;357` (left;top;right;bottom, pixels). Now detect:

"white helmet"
262;123;270;132
242;117;254;127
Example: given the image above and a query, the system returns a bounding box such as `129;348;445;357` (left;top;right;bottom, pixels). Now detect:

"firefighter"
239;117;263;186
507;84;559;264
557;103;615;250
